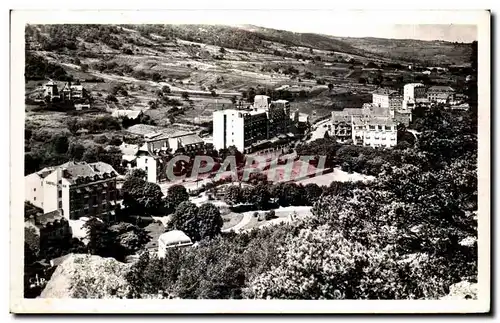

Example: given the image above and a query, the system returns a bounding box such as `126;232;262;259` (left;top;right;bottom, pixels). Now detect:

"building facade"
403;83;426;101
372;89;401;110
25;161;119;221
25;210;72;252
133;130;205;183
427;86;455;103
352;117;397;148
213;109;268;152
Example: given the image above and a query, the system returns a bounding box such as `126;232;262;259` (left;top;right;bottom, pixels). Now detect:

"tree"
122;176;164;215
162;85;171;94
67;118;80;135
168;201;200;241
51;134;69;154
219;47;226;54
304;183;323;205
328;83;334;91
68;143;85;160
231;96;237;105
105;94;118;102
166;185;189;209
223;185;242;206
83;217;121;259
181;92;189;100
197;203;223;240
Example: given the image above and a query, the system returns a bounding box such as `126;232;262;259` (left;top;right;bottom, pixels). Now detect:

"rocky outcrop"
40;253;132;299
441;281;478;300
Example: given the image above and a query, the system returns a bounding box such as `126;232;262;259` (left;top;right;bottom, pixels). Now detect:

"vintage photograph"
10;9;490;313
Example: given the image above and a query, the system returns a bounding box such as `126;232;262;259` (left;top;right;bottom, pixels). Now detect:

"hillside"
25;23;473;128
331;36;473;66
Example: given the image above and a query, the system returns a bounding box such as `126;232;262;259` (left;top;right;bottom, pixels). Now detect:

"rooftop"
428;85;455;92
179;134;204;146
60;161;118;184
159;230;193;247
33;210;65;227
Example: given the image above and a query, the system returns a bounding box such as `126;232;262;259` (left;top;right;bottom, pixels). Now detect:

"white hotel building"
213;95;292;153
25;161;119;221
352;117;397;148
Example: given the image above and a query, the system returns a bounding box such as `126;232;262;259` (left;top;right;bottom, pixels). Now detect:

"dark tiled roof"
36;210;65;227
428;85;455;93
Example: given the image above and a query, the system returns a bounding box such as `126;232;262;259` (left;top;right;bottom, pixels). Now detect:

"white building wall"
43;171;60;214
404;83;426;101
137;155;157;183
228;114;245;152
25;173;44;209
212;110;246;152
372;94;390;108
168;138;180;153
363;126;397;148
213;111;226;152
254;95;271;109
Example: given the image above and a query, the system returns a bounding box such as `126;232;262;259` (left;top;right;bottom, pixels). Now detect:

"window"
58;190;62;198
145;159;148;164
34;197;36;201
33;188;36;192
58;180;62;184
58;201;62;209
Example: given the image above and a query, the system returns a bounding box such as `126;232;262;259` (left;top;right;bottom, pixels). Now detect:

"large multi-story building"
427;85;456;103
213;108;268;152
352;117;398;148
213;95;294;153
25;161;119;221
25;210;72;252
128;127;205;183
372;88;402;111
403;83;426;101
268;99;291;137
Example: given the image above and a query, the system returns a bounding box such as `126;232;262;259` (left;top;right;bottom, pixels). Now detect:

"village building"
427;85;456;103
60;82;86;101
157;230;193;258
119;143;140;169
25;210;72;252
24;161;119;221
43;80;59;100
111;109;144;120
213;96;294;153
372;88;403;112
126;125;205;183
352;116;398;148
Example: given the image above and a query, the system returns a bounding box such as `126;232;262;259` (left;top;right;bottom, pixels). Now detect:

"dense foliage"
127;105;478;299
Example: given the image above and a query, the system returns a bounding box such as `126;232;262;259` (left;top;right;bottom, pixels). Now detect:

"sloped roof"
373;88;398;96
36;210;65;227
179;134;203;146
158;230;192;247
61;161;118;183
428;85;455;93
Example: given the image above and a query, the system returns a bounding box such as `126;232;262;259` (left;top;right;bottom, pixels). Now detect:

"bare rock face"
440;281;478;300
40;253;132;299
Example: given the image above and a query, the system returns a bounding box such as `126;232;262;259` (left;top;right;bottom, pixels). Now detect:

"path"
221;212;253;233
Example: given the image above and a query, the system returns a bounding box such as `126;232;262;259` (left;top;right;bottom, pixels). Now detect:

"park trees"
122;176;164;216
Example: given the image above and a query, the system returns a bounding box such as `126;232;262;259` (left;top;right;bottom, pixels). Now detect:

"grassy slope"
25;24;471;125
